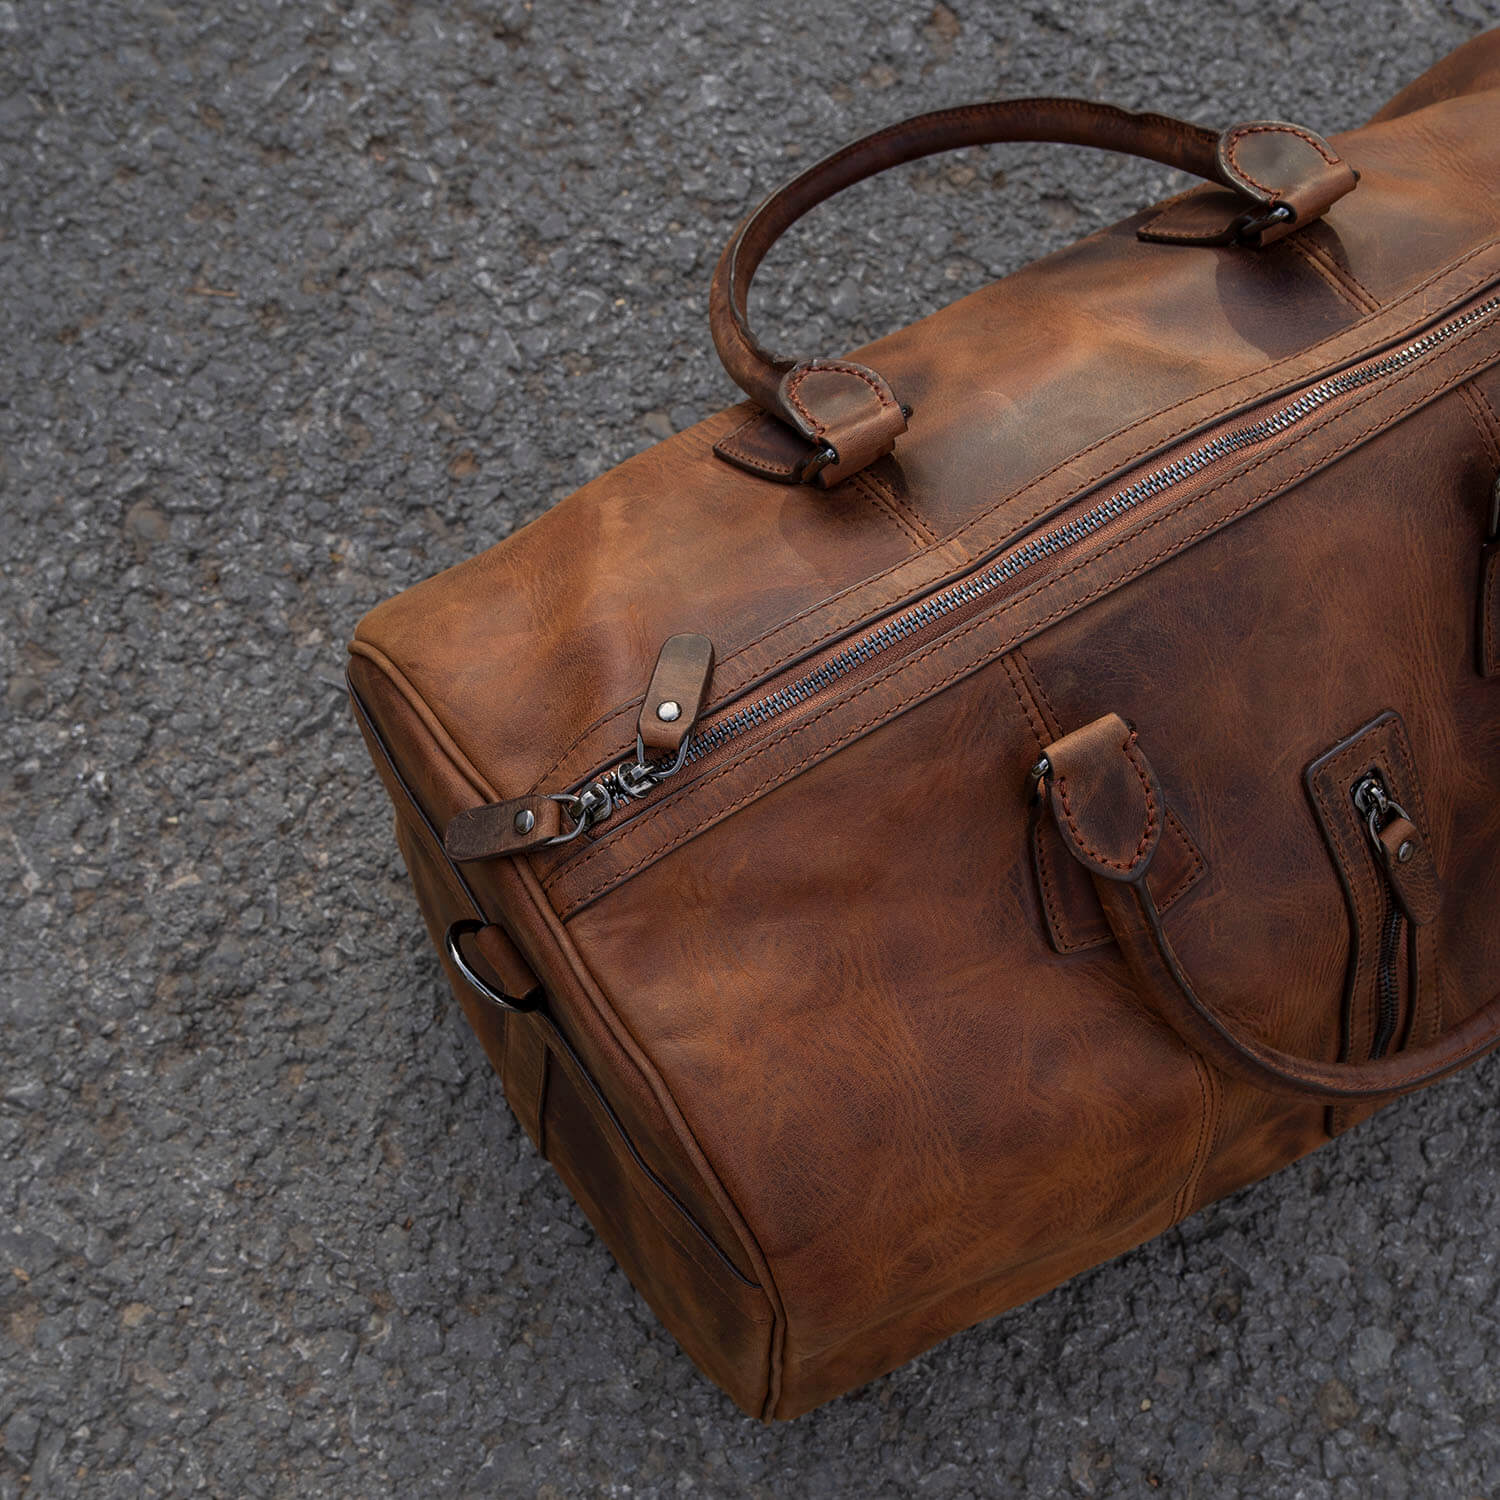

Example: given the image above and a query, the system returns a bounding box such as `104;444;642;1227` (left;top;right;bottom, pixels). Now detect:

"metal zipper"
553;290;1500;843
1352;771;1412;1060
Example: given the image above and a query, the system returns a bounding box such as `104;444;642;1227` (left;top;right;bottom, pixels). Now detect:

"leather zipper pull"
1355;773;1441;927
638;633;714;760
446;795;568;860
1373;812;1442;926
444;635;715;862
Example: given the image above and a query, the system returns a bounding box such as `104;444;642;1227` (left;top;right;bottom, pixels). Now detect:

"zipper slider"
1352;771;1440;926
445;634;714;860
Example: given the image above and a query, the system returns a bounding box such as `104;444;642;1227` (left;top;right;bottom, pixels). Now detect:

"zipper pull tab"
638;633;714;766
446;634;715;861
1353;772;1441;926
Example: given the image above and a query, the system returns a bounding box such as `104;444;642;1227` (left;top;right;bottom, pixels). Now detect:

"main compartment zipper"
526;288;1500;849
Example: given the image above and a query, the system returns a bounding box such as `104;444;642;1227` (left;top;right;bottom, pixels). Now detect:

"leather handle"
1039;714;1499;1103
710;100;1357;488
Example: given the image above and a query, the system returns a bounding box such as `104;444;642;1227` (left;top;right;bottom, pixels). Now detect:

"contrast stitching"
783;361;898;440
714;413;799;478
862;467;939;544
552;324;1500;910
1050;729;1160;875
1456;384;1500;468
532;246;1500;801
1292;238;1382;315
853;471;928;549
1224;123;1341;198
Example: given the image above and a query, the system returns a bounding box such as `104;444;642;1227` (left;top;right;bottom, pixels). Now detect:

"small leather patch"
713;409;810;483
1139;186;1248;246
1480;541;1500;678
1034;804;1207;955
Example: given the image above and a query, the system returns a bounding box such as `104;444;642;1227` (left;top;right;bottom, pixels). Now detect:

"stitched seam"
853;471;928;548
1292;239;1381;315
1456;385;1500;468
1052;731;1159;873
1159;809;1207;909
1041;808;1205;957
714;414;799;477
1299;239;1382;312
1143;211;1235;242
1224;123;1341;198
1014;648;1064;741
783;362;898;439
552;327;1500;909
862;467;939;544
1003;652;1049;749
1033;822;1090;953
1469;380;1500;448
532;246;1500;799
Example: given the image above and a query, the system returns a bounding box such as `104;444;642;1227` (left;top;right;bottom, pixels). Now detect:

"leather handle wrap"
1040;714;1498;1103
709;99;1357;488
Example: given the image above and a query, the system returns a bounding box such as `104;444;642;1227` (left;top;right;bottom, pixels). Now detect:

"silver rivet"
513;808;536;835
656;700;681;723
1397;839;1415;864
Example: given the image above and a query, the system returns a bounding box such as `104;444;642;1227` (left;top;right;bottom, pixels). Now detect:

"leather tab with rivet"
445;795;566;861
1376;814;1442;926
639;633;715;757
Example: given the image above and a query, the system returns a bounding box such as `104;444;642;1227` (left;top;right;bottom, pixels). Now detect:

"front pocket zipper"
457;284;1500;859
1352;771;1412;1059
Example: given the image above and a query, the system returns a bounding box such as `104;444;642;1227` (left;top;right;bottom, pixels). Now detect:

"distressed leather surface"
350;33;1500;1419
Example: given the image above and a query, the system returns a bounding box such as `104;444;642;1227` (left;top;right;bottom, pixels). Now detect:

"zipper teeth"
685;294;1500;768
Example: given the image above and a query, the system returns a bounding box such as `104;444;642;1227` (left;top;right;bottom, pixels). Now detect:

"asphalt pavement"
3;2;1500;1495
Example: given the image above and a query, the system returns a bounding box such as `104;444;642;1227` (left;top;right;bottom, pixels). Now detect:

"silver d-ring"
444;919;540;1013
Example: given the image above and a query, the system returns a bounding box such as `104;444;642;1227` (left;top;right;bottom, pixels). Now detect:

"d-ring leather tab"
444;919;543;1013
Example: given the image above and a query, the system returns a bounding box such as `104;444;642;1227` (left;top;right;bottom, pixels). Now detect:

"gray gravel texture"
4;1;1500;1496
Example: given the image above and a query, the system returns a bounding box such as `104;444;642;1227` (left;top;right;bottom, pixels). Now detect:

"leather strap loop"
710;99;1357;488
1039;716;1499;1103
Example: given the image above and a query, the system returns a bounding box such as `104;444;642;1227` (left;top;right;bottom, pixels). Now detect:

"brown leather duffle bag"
349;32;1500;1418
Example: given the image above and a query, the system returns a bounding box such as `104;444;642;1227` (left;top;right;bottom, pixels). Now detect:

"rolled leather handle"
1038;714;1498;1103
710;99;1358;488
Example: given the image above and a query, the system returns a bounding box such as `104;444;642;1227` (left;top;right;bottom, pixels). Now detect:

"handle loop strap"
710;100;1357;488
1038;714;1498;1103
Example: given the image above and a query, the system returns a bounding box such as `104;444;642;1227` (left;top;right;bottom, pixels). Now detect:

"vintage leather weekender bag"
349;32;1500;1418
